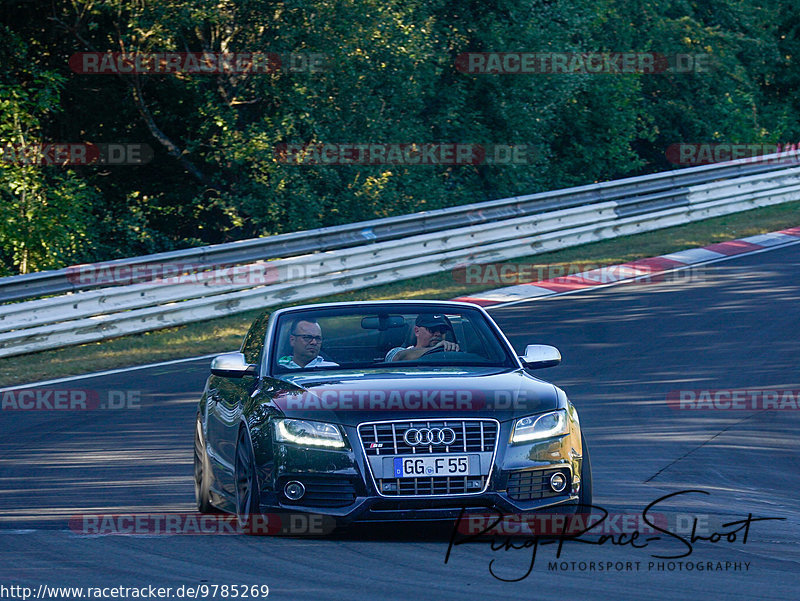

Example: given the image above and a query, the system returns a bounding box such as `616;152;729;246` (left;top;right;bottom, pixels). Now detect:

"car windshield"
269;305;515;373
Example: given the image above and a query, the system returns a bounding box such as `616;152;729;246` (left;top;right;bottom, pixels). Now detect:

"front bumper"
257;418;585;523
274;491;579;524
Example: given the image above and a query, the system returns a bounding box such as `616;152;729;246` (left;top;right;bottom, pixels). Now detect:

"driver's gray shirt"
384;346;412;362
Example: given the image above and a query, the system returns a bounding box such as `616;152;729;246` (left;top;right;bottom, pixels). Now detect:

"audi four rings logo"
403;427;457;446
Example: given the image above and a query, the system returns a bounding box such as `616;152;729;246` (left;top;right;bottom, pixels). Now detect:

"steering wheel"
417;349;486;363
420;342;464;357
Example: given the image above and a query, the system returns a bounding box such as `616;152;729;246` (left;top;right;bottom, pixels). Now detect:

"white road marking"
4;234;800;388
0;353;221;392
488;237;800;309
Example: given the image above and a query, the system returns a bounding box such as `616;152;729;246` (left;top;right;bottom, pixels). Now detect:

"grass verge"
2;200;799;387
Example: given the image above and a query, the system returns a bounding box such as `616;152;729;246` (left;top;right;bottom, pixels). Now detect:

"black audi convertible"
194;300;591;530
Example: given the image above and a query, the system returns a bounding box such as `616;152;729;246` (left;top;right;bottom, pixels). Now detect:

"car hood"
267;367;561;425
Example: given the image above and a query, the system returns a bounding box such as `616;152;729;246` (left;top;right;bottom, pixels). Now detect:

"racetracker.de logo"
1;388;141;411
455;53;712;74
272;388;548;412
667;389;800;410
458;512;668;536
452;262;705;286
665;143;800;165
65;261;281;287
69;52;326;74
273;143;536;165
69;513;335;535
0;143;153;166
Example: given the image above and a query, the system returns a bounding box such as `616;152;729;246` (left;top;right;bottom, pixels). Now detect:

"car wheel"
194;416;218;513
234;426;262;534
578;432;593;509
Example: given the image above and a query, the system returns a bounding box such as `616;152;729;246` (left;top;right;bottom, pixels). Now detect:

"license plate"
394;455;470;477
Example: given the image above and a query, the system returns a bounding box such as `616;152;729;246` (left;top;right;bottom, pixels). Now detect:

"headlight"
275;419;345;449
511;410;568;443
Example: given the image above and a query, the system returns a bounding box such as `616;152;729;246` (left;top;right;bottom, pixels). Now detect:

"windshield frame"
262;301;521;377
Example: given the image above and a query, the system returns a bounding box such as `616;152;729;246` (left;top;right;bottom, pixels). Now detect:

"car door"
206;311;269;495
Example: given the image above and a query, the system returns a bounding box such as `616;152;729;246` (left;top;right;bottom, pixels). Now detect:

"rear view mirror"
361;314;406;331
520;344;561;369
211;352;257;378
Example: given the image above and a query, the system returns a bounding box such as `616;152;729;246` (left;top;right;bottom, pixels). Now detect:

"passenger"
278;319;339;368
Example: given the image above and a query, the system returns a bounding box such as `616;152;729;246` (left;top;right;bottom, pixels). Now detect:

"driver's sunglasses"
425;326;450;335
292;333;323;343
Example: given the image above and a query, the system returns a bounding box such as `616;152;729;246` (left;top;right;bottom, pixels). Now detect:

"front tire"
234;426;262;534
194;416;218;513
577;432;593;509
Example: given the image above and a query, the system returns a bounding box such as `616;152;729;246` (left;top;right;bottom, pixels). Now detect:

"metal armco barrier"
1;151;799;358
2;153;797;303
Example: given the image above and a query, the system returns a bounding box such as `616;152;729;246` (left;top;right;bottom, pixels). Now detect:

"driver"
385;314;459;361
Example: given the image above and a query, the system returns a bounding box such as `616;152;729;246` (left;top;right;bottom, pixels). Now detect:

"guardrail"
2;152;798;303
2;151;800;358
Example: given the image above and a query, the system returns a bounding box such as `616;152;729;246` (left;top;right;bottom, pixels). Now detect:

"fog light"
284;481;305;500
550;472;567;493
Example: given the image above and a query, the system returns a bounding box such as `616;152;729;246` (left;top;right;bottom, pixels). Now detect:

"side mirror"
520;344;561;369
211;352;257;378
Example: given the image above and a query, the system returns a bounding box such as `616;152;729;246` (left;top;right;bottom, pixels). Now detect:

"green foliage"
0;27;98;275
0;0;798;275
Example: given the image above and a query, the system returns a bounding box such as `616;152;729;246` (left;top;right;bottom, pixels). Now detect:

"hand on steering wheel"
421;340;460;356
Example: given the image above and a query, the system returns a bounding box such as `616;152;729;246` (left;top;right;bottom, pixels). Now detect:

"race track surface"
2;243;799;600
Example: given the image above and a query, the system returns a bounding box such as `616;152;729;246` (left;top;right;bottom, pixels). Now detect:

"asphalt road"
1;242;799;600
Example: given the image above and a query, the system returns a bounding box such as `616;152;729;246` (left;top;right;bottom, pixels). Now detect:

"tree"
0;26;98;275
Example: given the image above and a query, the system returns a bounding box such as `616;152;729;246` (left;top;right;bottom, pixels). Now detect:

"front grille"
506;469;570;501
280;476;357;508
375;474;487;497
359;420;498;455
359;419;498;497
395;475;486;495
